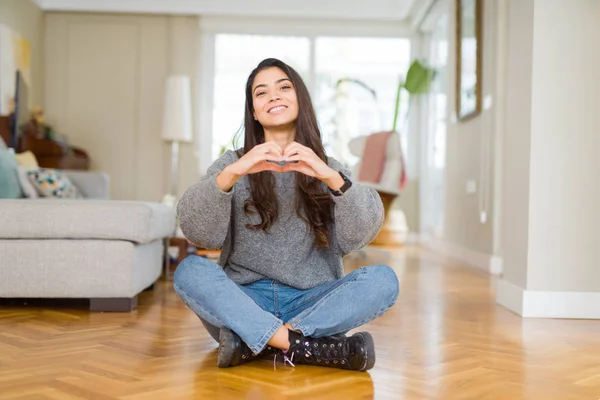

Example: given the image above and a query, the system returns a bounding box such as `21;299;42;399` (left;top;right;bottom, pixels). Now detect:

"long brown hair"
235;58;334;248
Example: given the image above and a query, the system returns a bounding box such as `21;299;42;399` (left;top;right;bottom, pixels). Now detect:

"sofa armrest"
64;170;110;199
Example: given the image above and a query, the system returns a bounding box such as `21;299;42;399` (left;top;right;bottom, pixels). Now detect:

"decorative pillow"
0;147;23;199
17;166;39;198
26;168;82;199
16;151;39;168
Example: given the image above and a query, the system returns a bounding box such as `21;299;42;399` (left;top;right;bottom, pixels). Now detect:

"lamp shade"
161;75;193;142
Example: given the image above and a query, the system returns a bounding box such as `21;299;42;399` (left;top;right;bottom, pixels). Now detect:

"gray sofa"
0;171;176;311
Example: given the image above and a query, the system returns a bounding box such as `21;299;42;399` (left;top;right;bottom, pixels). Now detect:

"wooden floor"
2;246;600;399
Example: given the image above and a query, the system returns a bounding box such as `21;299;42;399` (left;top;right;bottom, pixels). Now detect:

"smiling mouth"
268;105;287;113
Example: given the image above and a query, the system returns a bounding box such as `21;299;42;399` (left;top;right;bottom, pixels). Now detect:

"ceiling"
33;0;435;27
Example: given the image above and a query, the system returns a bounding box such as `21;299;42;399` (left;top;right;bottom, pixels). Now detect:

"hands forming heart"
217;141;344;194
278;142;336;181
228;141;338;182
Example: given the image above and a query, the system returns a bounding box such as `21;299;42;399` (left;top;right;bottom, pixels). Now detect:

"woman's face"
251;67;299;130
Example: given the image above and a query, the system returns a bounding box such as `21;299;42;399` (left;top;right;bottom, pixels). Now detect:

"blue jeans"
173;255;399;354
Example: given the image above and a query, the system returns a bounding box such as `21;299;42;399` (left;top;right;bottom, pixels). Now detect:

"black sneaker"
282;331;376;371
217;328;276;368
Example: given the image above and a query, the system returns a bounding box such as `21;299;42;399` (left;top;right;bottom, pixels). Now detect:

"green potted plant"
392;59;436;132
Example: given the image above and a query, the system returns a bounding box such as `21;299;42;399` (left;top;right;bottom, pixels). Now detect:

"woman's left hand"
282;142;344;189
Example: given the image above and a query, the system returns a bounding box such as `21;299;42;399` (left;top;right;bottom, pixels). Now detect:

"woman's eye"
281;85;291;90
256;91;266;97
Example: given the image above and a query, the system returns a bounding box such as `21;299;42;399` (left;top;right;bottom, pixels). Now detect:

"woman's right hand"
216;142;284;192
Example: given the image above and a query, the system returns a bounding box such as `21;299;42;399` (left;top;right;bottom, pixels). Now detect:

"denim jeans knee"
364;265;400;307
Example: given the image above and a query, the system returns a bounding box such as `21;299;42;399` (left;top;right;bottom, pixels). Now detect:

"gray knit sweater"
176;150;384;290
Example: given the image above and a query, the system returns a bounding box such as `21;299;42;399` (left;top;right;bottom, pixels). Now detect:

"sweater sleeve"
176;150;237;250
328;157;385;255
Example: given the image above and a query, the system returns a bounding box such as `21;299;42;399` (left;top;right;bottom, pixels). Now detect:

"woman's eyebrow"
253;78;291;93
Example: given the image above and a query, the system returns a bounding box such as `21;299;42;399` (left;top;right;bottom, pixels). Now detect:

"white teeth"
269;106;286;113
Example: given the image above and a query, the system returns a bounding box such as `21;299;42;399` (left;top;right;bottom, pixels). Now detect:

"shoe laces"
273;349;297;370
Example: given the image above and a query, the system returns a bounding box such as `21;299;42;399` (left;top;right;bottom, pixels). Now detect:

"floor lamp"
162;75;193;278
161;75;193;206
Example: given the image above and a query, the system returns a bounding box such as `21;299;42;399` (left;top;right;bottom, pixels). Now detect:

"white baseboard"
496;279;600;319
496;279;525;315
490;255;503;275
420;236;502;275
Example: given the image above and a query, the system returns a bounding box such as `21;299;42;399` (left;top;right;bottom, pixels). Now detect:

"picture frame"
456;0;483;121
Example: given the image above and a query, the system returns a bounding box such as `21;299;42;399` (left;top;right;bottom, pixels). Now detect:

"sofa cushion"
0;148;23;199
16;151;40;168
0;239;163;298
63;170;110;200
0;199;176;244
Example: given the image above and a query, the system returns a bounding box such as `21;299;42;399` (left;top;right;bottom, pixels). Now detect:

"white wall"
44;13;199;201
440;0;498;255
501;0;534;288
497;0;600;318
527;0;600;292
0;0;44;108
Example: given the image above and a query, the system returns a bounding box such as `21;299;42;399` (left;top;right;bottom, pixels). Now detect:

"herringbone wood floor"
2;246;600;399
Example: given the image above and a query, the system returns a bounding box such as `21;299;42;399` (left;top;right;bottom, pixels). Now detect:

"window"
421;13;448;237
428;23;448;170
314;37;411;166
210;32;411;171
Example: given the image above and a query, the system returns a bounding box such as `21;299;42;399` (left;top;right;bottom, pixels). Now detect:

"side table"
163;237;194;279
163;238;221;279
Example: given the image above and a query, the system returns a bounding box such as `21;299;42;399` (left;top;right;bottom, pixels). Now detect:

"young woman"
174;58;399;372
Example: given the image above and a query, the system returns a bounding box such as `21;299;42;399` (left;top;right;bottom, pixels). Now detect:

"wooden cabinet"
0;115;90;170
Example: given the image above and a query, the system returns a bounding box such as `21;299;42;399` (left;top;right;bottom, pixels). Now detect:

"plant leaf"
404;60;434;94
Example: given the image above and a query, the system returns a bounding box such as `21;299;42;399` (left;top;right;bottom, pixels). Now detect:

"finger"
251;161;282;174
283;140;300;151
281;162;296;171
283;141;298;151
284;149;317;165
283;153;304;163
286;144;315;160
283;143;304;158
281;163;299;173
252;142;279;159
282;161;315;176
263;141;284;155
251;153;278;167
285;141;312;155
262;153;283;162
261;162;283;172
258;147;284;163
